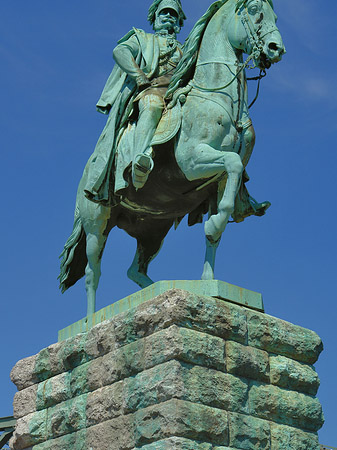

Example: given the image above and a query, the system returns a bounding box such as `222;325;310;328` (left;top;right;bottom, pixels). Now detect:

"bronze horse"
59;0;284;315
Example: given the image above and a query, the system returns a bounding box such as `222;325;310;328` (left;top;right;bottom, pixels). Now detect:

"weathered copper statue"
59;0;285;315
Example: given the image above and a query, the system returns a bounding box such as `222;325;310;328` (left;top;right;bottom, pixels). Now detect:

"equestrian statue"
59;0;285;315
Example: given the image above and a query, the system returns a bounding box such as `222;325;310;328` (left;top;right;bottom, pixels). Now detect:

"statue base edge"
58;279;263;342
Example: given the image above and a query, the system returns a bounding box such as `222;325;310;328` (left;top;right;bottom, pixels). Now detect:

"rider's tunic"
84;29;182;204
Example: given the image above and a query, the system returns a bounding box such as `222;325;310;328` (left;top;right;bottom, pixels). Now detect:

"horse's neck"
194;4;247;108
197;5;237;66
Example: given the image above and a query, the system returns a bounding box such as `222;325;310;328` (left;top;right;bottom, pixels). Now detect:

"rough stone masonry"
10;289;324;449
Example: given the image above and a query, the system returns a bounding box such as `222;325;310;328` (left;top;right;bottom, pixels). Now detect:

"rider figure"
118;0;186;189
84;0;269;222
84;0;186;202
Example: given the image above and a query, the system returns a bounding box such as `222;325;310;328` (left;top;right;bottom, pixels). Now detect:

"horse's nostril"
268;42;278;51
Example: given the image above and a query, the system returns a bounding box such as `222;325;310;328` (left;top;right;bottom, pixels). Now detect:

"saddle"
151;100;182;146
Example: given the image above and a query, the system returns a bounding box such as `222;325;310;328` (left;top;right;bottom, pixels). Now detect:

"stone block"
31;428;88;450
228;413;270;450
13;384;38;419
84;319;116;358
10;354;39;391
85;414;134;450
11;409;47;449
180;364;248;414
248;382;324;432
33;348;53;383
36;372;71;411
70;360;92;397
86;380;124;426
111;289;247;349
270;423;320;450
123;360;185;414
46;394;87;440
134;437;213;449
134;399;229;446
226;341;269;383
270;355;320;395
123;360;248;415
247;310;323;364
46;341;68;380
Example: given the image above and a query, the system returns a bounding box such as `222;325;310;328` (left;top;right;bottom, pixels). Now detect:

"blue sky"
1;0;336;446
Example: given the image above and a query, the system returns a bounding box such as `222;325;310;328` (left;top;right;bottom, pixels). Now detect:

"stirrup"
132;153;154;189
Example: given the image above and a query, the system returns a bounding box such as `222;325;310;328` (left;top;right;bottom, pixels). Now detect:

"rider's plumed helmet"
148;0;187;29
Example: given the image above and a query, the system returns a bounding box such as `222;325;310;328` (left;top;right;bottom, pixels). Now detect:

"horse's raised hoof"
132;154;154;189
204;215;224;243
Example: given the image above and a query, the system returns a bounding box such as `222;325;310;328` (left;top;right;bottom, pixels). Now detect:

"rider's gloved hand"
136;71;151;90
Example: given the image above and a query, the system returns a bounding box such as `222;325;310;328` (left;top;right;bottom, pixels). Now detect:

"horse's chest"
184;95;233;140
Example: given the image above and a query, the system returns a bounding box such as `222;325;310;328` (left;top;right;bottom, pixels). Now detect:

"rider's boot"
132;148;154;190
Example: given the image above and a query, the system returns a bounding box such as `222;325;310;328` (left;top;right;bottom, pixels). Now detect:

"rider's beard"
153;15;180;35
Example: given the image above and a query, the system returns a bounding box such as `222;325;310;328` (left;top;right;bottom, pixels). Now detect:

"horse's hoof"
204;216;223;243
132;154;154;189
127;267;154;289
201;261;215;280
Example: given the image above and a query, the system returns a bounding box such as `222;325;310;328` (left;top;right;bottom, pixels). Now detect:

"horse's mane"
165;0;274;99
166;0;228;99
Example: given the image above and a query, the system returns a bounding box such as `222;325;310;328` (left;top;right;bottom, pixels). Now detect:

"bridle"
240;2;279;65
190;0;278;105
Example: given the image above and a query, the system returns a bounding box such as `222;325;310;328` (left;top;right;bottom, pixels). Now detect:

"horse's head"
227;0;285;69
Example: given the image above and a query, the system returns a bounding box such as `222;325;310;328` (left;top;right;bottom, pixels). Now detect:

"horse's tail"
58;204;87;293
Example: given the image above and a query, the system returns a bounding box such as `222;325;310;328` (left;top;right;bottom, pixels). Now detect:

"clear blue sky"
1;0;336;446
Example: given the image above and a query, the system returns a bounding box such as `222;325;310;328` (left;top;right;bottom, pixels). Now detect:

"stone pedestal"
10;288;324;449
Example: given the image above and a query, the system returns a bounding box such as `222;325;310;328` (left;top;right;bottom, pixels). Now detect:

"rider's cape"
84;28;162;204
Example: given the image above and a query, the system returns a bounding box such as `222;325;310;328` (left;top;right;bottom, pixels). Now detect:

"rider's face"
154;8;179;33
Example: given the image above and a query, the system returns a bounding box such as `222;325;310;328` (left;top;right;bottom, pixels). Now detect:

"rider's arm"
113;37;150;88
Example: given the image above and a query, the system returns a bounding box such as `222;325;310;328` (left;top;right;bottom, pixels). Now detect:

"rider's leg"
132;94;164;189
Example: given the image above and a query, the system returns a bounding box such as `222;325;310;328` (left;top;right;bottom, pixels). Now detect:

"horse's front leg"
201;234;221;280
204;150;243;242
182;142;243;242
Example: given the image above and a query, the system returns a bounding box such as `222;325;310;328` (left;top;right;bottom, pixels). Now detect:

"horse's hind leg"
85;231;108;314
81;202;113;315
126;218;173;288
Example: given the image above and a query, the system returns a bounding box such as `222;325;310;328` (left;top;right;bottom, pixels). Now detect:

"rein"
191;53;256;93
190;57;266;110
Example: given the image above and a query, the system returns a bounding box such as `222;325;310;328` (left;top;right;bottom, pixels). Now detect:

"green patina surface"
58;280;263;341
58;0;285;319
